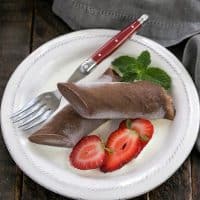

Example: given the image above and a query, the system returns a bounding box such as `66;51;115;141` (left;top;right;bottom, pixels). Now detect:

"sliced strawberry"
100;128;142;173
119;118;154;146
70;135;105;170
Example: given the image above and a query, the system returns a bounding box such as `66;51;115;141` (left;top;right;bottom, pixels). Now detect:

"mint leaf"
137;50;151;68
111;51;172;90
140;67;171;90
121;71;137;82
112;56;136;76
134;60;146;75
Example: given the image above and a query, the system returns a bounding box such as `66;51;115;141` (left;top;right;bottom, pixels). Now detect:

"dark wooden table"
0;0;200;199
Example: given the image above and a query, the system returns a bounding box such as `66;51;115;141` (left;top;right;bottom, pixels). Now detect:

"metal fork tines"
11;90;62;130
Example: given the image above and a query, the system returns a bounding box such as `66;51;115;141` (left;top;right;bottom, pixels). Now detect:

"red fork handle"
92;15;148;63
79;14;148;74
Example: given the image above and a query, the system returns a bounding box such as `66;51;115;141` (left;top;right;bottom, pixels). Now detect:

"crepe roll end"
162;88;176;120
57;82;90;117
29;133;74;148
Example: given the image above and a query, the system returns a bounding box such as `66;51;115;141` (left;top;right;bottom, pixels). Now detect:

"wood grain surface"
0;0;33;199
0;0;198;200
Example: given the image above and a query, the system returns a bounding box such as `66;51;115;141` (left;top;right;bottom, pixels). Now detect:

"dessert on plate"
28;51;175;173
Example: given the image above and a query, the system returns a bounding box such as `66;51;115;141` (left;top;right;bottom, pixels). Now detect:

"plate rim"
1;29;200;200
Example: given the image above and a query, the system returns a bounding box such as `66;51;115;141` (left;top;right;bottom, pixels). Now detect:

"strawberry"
70;135;105;170
100;128;142;172
119;118;154;146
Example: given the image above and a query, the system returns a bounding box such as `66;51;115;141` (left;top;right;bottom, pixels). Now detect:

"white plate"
1;29;200;200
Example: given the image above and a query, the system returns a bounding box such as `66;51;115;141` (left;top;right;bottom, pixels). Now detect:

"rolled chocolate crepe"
29;106;107;147
58;81;175;120
29;69;120;147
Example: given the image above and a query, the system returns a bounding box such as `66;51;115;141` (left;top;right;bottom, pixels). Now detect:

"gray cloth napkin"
53;0;200;47
183;35;200;152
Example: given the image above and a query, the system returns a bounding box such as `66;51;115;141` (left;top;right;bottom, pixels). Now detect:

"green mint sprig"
111;51;171;90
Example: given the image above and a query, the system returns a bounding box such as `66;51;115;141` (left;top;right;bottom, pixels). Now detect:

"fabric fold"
53;0;200;46
182;34;200;152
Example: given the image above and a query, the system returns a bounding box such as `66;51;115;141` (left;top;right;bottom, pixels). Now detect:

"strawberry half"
100;128;142;173
119;118;154;146
70;135;105;170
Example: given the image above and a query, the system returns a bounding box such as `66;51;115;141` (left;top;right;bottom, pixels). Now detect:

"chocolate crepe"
29;106;106;147
29;69;120;147
58;81;175;120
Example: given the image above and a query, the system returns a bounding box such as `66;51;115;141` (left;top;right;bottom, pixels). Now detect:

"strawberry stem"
101;142;114;154
140;135;149;142
130;130;139;136
105;147;114;154
126;119;132;129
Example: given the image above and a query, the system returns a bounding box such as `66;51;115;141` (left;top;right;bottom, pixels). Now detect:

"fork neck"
54;90;62;99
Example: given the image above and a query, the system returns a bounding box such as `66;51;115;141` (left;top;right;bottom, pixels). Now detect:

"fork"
11;90;62;130
11;14;148;130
